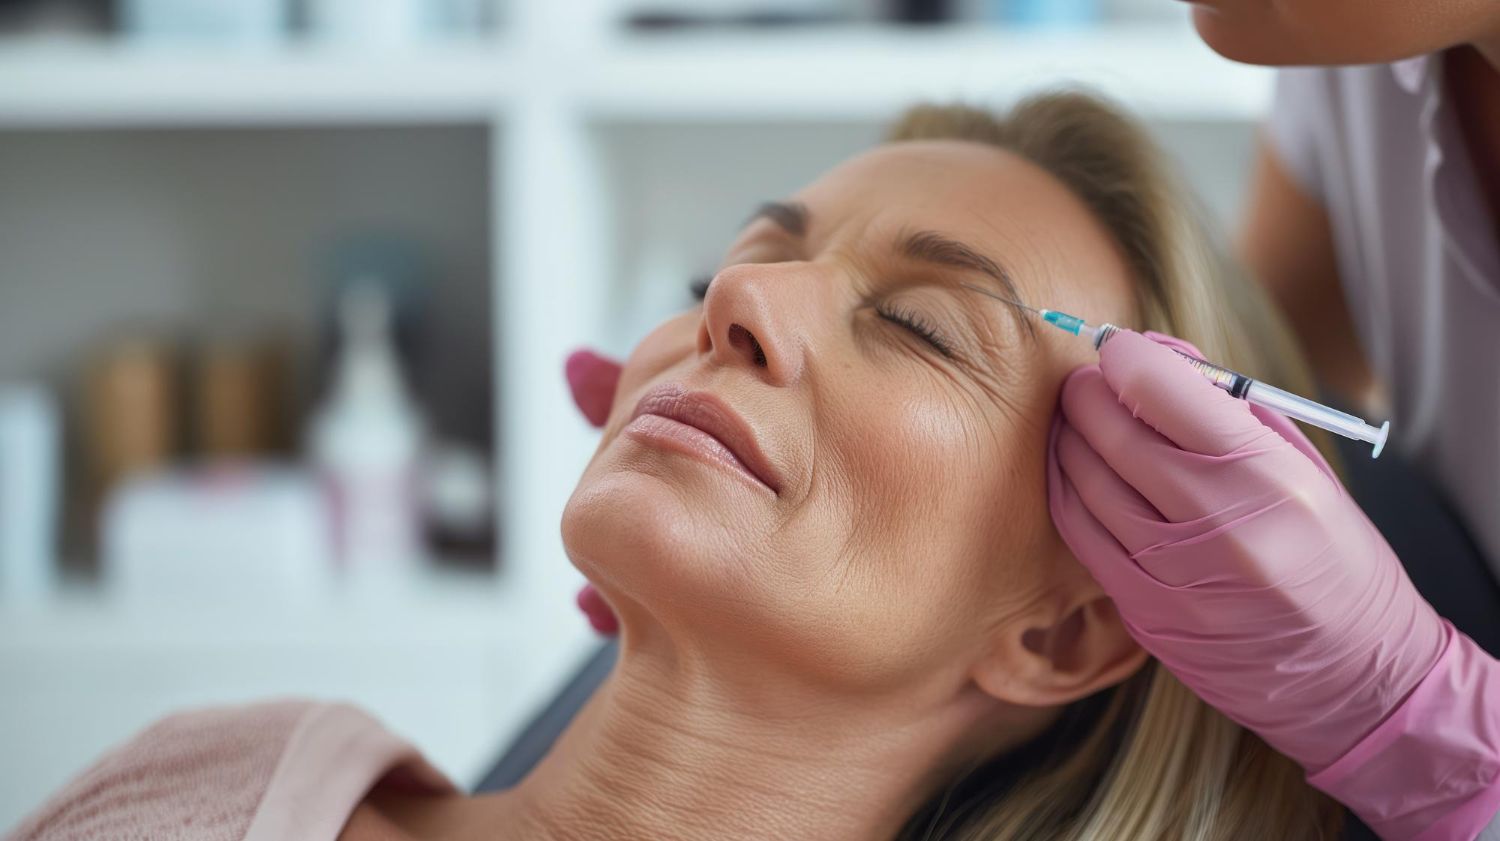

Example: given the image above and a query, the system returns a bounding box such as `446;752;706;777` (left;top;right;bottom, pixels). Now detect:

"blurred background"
0;0;1273;827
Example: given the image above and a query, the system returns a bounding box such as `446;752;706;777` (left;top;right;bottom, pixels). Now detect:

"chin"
561;460;921;692
561;461;763;629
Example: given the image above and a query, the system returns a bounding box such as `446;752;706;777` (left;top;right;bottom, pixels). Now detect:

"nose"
695;263;806;385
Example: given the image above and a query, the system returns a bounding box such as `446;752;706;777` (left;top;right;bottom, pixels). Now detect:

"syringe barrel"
1097;326;1243;392
1092;324;1389;456
1078;321;1390;456
1243;381;1389;455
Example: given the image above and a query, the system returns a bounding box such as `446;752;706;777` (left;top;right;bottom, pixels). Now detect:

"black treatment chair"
474;437;1500;838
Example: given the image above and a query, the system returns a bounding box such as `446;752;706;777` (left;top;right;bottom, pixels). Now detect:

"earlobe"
972;595;1148;708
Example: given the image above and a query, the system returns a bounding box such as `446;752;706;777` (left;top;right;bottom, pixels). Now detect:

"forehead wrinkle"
961;209;1054;326
962;195;1141;335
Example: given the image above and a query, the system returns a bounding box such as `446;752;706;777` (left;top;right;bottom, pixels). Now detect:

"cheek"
847;359;1057;544
795;375;1055;676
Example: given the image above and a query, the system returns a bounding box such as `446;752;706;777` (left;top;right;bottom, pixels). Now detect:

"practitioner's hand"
1049;330;1500;839
567;349;622;637
576;579;619;637
566;348;622;428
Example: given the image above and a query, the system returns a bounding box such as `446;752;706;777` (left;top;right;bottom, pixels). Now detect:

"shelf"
0;23;1273;128
0;569;516;650
0;38;517;127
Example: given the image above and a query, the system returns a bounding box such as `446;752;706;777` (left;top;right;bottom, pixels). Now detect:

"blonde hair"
887;96;1343;840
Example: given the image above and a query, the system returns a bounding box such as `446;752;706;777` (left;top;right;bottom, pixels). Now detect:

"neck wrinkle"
493;637;1007;841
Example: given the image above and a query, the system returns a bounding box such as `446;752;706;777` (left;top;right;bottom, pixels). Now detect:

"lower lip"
624;413;773;494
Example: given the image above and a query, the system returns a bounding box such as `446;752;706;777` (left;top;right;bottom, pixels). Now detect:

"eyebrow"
745;201;809;238
898;230;1037;341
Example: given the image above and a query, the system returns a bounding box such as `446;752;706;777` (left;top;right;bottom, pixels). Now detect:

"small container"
192;336;291;460
102;465;333;604
84;337;180;513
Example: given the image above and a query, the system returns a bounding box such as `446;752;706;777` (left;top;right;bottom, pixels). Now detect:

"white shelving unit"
0;41;516;126
0;3;1275;829
0;23;1269;126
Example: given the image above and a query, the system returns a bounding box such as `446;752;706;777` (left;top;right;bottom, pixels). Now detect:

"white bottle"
0;385;59;603
308;283;424;587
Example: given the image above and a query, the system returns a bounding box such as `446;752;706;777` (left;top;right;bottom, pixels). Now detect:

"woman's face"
1183;0;1500;65
564;140;1138;702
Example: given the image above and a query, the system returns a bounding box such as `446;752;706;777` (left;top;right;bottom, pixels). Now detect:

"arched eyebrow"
898;230;1037;341
744;201;809;238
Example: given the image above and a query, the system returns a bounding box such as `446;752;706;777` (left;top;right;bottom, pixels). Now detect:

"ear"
970;587;1148;708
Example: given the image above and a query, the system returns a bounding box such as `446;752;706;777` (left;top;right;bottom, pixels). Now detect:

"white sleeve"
1262;67;1333;204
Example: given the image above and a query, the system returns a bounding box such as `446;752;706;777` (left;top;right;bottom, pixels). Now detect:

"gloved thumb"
1100;330;1272;456
1138;331;1340;481
565;348;623;428
576;583;620;636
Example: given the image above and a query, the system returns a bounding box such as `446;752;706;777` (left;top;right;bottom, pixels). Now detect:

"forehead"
789;140;1136;329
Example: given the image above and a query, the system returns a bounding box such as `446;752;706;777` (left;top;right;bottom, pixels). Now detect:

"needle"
960;282;1393;458
957;282;1044;316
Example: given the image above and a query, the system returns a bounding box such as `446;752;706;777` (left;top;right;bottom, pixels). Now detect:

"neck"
483;633;1031;841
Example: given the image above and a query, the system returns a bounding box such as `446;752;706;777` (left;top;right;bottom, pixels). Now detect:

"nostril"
727;323;768;368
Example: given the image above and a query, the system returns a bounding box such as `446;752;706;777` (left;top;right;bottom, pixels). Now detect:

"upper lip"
630;383;782;494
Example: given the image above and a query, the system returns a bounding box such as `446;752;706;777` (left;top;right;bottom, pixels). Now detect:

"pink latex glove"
566;348;622;637
566;347;622;428
1049;329;1500;840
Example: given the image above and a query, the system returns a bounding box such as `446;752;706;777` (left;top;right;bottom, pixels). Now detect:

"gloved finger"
1246;402;1341;485
565;348;623;428
1047;415;1167;608
1144;331;1340;486
1059;412;1296;590
1055;421;1179;556
1060;364;1234;522
1099;330;1273;457
576;583;620;636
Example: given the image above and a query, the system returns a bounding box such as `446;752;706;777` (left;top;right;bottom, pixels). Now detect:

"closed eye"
876;304;956;359
692;275;956;359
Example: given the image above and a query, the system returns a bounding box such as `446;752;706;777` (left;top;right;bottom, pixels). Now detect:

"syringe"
960;284;1391;457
